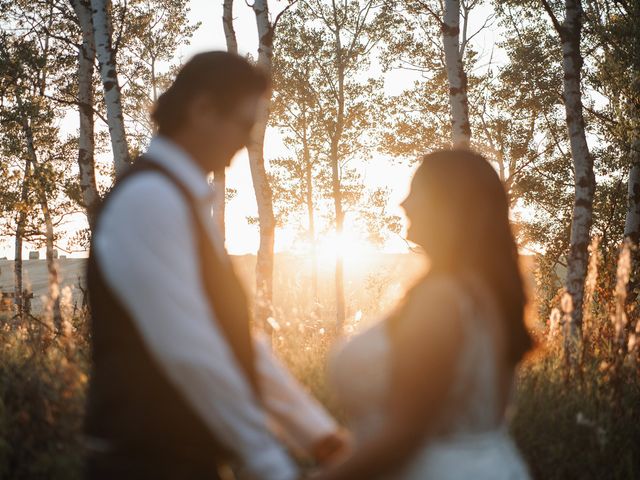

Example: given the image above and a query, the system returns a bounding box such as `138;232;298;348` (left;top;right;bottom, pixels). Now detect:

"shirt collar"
145;135;215;202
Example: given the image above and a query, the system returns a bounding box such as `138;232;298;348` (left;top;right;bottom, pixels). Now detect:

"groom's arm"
254;335;342;454
94;174;297;480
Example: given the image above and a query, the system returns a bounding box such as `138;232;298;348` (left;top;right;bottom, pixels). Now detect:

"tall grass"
0;308;88;480
0;248;638;478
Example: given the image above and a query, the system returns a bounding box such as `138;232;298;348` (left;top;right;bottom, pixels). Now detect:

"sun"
315;228;375;266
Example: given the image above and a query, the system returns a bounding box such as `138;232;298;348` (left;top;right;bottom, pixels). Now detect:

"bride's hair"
409;148;533;365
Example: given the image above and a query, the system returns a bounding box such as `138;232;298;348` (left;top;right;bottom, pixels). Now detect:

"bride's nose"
400;195;411;211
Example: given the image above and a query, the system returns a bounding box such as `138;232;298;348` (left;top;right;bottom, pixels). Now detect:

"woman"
320;149;533;479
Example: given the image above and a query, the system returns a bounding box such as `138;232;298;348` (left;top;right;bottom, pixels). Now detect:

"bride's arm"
254;334;349;463
314;278;464;479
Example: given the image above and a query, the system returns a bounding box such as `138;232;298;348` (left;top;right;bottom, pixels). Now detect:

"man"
84;51;344;480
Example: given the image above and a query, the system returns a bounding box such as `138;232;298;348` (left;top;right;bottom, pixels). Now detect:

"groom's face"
182;92;261;172
190;93;261;171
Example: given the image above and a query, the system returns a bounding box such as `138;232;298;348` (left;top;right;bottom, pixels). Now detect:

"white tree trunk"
330;1;347;333
212;0;238;247
14;158;31;321
40;185;62;330
442;0;471;148
625;138;640;243
212;170;226;245
249;0;277;331
71;0;100;226
625;138;640;302
331;134;346;332
18;98;62;329
302;108;319;305
222;0;238;55
551;0;595;336
91;0;129;176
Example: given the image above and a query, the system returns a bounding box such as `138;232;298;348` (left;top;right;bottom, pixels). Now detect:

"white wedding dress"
329;276;531;479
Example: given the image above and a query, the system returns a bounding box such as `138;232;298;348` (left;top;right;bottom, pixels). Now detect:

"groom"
84;52;343;479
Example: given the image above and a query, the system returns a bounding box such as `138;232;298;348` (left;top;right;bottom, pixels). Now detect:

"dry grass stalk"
582;236;600;339
611;240;631;349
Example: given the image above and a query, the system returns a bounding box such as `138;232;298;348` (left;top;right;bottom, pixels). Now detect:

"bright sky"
182;0;419;255
0;0;502;259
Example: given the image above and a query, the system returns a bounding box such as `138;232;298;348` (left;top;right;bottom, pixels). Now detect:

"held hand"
310;428;352;467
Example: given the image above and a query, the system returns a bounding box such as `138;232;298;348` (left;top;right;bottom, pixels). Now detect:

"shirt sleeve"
93;173;297;480
254;334;338;454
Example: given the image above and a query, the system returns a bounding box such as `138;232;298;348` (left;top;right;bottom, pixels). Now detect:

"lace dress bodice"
329;275;530;479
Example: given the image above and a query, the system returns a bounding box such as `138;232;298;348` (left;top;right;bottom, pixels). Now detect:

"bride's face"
401;172;456;260
401;175;430;247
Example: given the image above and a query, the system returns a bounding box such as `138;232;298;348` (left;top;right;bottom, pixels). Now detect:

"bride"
319;149;533;479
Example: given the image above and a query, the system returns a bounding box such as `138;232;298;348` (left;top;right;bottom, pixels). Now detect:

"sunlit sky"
0;1;501;259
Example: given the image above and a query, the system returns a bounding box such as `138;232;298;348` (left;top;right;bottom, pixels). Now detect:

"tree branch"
540;0;563;34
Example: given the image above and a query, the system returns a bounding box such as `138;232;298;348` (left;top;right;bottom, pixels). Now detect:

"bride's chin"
405;228;420;246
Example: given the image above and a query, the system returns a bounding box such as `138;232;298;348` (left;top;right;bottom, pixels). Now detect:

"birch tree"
17;92;63;326
0;36;36;321
598;1;640;300
541;0;596;336
120;0;199;148
247;0;295;331
91;0;130;176
383;0;492;157
473;24;561;209
213;0;239;245
12;158;33;321
223;0;239;53
583;0;640;301
393;0;475;147
70;0;100;226
627;140;640;243
271;12;325;304
442;0;472;147
626;138;640;311
300;0;390;331
0;27;76;328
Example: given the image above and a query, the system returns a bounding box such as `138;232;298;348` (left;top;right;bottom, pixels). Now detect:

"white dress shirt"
94;136;336;480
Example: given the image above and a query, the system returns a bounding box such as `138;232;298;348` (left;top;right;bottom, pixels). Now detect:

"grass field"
0;252;638;479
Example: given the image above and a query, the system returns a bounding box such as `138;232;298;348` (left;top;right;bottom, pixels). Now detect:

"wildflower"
548;308;561;337
60;285;74;322
576;411;594;427
266;317;281;332
561;291;573;314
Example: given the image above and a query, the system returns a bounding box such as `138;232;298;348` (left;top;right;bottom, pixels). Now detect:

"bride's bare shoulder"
393;274;464;335
410;274;463;306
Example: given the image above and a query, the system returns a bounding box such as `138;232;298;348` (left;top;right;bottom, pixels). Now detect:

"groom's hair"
151;51;269;136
